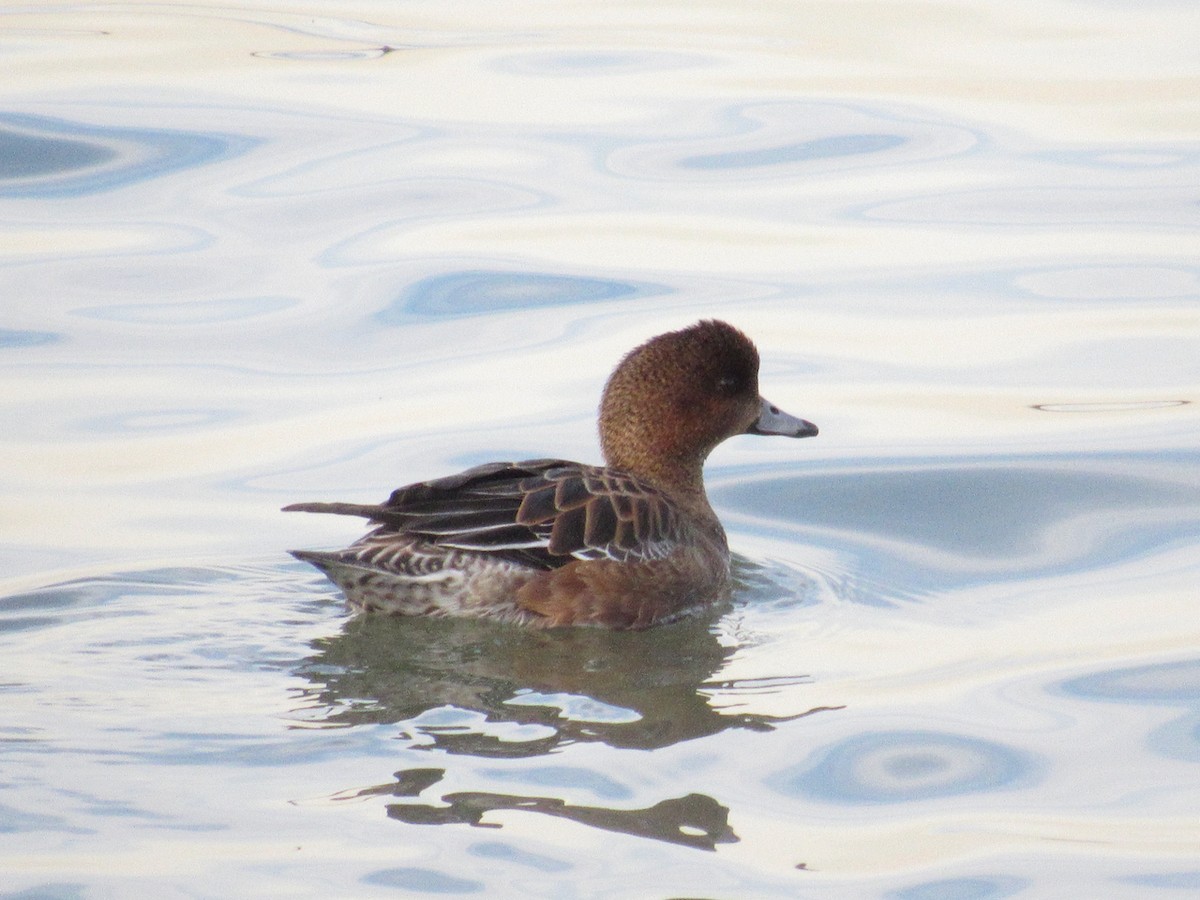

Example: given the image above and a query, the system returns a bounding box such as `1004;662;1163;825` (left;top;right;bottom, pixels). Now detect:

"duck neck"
650;456;728;548
612;448;718;519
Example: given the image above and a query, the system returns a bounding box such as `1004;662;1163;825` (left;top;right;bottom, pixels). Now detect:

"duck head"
598;320;817;494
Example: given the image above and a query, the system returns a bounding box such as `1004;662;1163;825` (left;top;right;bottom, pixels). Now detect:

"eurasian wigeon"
285;319;817;629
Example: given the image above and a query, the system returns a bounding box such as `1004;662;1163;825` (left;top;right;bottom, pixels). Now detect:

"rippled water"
3;1;1199;896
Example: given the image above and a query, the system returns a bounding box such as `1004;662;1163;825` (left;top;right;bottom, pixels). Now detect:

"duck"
284;319;817;629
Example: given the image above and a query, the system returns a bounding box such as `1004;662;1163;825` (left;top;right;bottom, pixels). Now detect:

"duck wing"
284;459;683;570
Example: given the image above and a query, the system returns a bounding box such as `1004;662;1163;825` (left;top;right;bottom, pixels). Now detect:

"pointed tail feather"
288;549;340;568
282;501;385;518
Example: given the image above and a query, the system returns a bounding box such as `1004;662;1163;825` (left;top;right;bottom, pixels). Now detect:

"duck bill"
746;396;818;438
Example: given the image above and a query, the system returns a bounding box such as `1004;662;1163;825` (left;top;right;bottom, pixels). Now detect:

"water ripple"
1119;871;1200;891
1033;400;1189;413
1058;658;1200;763
681;133;907;170
377;269;668;321
608;101;980;180
716;452;1200;588
887;876;1028;900
767;730;1037;804
1060;658;1200;706
0;327;60;348
477;764;633;801
863;187;1199;229
494;50;710;76
1039;146;1200;171
253;46;395;62
362;867;484;893
72;296;297;325
467;840;572;873
0;113;256;198
1015;265;1200;300
75;407;240;435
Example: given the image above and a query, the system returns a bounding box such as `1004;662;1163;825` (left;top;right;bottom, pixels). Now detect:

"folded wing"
284;459;683;570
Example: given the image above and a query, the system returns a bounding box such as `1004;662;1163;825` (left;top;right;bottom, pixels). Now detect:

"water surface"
2;1;1198;896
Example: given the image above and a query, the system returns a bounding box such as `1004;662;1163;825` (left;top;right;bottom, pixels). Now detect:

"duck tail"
281;501;385;519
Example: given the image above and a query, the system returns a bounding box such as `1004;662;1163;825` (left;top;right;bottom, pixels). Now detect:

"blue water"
2;2;1199;896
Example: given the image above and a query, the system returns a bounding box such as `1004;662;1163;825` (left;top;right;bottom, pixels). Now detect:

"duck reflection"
294;606;825;754
293;565;837;850
407;787;735;850
338;766;736;849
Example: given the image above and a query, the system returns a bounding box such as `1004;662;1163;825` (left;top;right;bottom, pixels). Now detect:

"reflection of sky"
1062;659;1200;706
72;295;297;325
768;730;1037;804
679;133;907;170
379;269;667;320
0;327;59;348
1060;659;1200;763
886;876;1028;900
0;112;254;198
716;452;1200;590
606;100;981;182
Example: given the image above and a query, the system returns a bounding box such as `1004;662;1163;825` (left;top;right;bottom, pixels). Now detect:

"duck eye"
715;375;740;393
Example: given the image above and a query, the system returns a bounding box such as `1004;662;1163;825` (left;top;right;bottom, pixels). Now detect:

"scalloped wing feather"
346;460;684;568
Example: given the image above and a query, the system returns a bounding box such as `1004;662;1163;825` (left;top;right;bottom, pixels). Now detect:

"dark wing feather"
548;503;588;556
284;459;684;569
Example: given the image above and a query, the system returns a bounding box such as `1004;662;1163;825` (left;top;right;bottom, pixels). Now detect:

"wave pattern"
2;0;1198;896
